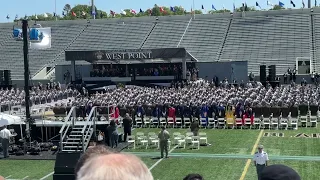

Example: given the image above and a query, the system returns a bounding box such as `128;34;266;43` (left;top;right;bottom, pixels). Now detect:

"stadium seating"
68;22;153;51
0;22;87;79
142;20;190;48
0;9;319;79
220;14;311;75
180;18;230;62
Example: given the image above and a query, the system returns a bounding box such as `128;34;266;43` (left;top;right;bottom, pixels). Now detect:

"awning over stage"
65;48;198;63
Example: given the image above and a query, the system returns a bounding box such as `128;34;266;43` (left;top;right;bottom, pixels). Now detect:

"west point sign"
103;51;152;60
65;48;188;62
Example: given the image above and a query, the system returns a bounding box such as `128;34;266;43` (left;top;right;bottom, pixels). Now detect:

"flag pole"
55;0;57;21
92;0;96;19
193;0;195;19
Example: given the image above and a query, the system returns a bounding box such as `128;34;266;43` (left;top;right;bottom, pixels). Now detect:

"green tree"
270;5;285;10
63;4;71;15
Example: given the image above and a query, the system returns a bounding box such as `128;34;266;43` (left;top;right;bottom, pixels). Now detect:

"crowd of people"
90;63;199;80
0;82;79;112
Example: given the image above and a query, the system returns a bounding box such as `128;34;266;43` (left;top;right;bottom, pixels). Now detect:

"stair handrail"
59;106;77;151
81;106;97;152
177;17;193;48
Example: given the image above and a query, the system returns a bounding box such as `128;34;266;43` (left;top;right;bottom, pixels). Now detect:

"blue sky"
0;0;308;22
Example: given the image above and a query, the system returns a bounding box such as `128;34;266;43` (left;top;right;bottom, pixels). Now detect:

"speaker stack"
53;152;82;180
3;70;11;85
0;70;3;85
260;65;266;83
268;65;276;82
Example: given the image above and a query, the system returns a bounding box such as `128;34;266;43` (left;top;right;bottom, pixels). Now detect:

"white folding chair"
144;117;151;128
235;117;242;129
271;119;279;130
152;117;159;128
177;135;186;149
184;117;191;128
136;132;145;144
199;132;208;145
191;136;200;150
139;136;148;149
185;132;193;144
149;135;159;148
175;117;183;128
289;119;298;130
173;132;181;145
127;135;136;149
253;118;261;129
135;116;143;127
217;118;225;129
160;117;167;127
280;119;288;130
208;118;216;128
200;118;208;128
167;117;175;128
263;119;271;130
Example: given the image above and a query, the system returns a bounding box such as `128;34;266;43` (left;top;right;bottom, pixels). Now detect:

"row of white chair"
127;132;208;150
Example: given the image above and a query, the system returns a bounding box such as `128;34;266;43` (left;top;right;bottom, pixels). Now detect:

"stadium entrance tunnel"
65;48;198;89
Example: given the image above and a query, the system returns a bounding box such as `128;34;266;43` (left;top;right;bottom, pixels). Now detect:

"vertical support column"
182;56;187;80
22;20;32;140
125;64;129;77
71;60;76;83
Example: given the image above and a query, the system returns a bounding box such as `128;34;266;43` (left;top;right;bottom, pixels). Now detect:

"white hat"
258;145;264;149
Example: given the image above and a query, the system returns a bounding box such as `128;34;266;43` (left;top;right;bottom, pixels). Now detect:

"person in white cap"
253;145;269;180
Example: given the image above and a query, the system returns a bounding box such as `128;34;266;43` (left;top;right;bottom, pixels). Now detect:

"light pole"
193;0;195;19
92;0;96;19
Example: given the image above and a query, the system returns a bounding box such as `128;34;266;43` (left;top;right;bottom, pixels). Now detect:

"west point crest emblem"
95;51;104;60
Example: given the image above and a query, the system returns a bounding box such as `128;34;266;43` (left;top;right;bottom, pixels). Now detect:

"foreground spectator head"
183;174;204;180
76;146;153;180
261;164;301;180
0;176;4;180
75;145;115;177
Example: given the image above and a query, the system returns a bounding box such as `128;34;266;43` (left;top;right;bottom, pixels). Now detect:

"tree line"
14;4;286;22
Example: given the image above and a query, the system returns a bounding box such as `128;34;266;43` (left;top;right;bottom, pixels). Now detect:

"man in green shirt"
158;126;170;158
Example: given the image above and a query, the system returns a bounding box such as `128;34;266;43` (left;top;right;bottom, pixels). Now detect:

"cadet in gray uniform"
253;145;269;180
158;126;170;158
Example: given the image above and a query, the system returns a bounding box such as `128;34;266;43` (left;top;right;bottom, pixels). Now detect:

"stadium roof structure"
65;48;198;64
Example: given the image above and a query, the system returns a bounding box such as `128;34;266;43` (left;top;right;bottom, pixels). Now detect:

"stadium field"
1;127;320;180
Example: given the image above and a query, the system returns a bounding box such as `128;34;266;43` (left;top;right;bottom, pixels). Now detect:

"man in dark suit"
122;113;132;142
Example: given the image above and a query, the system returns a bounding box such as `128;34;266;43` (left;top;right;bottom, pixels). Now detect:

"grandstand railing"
81;106;97;152
59;106;76;151
177;17;193;48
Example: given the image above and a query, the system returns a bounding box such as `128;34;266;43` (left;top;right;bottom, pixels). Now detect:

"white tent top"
0;113;24;125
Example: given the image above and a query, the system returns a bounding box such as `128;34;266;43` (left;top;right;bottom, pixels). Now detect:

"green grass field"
1;127;320;180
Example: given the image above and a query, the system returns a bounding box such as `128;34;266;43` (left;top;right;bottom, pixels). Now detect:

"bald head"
76;153;153;180
0;176;5;180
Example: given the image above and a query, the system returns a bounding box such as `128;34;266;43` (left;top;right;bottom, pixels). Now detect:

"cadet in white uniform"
253;145;269;180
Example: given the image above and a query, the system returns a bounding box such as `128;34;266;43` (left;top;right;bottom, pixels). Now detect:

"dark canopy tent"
65;48;198;82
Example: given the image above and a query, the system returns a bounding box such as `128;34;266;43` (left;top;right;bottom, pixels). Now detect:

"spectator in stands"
75;145;153;180
183;174;204;180
122;113;132;142
107;120;118;148
260;164;300;180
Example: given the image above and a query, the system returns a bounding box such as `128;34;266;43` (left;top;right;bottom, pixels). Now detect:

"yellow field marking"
239;130;264;180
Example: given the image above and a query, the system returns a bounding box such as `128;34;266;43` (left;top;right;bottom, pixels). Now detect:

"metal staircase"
59;106;97;152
